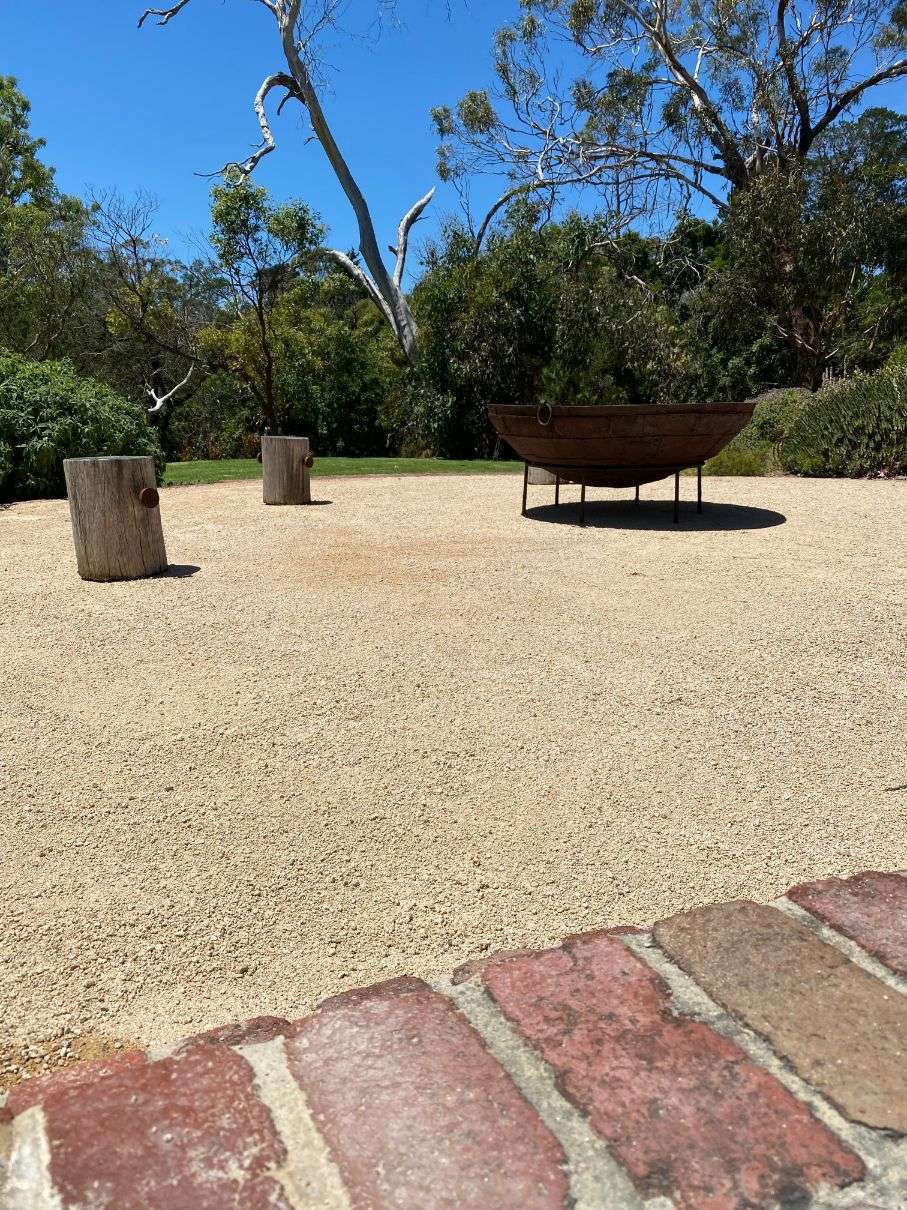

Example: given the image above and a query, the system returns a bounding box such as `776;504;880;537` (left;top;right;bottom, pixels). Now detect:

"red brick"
452;948;543;985
654;900;907;1133
479;933;863;1210
788;871;907;976
184;1015;290;1048
6;1050;147;1116
34;1042;292;1209
284;976;569;1209
453;929;647;986
315;973;426;1012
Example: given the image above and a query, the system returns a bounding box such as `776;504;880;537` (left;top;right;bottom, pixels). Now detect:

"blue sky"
0;1;515;271
3;2;905;278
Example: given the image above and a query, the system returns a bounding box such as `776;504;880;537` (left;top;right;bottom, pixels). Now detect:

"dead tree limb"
139;0;433;362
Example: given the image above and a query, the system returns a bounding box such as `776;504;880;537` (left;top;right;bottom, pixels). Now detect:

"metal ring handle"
536;403;553;427
139;487;160;509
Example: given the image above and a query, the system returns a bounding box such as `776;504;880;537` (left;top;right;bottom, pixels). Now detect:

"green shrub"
745;388;811;445
704;388;811;474
781;367;907;477
703;439;775;476
0;352;164;501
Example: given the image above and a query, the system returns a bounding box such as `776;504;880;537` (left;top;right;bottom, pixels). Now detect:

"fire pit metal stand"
521;462;704;526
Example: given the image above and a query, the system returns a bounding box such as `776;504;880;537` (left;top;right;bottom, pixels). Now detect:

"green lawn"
164;456;522;487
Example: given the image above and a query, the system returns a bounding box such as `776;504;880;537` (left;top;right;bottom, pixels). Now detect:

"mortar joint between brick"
623;932;907;1207
235;1036;351;1210
2;1105;61;1210
773;895;907;997
436;975;646;1210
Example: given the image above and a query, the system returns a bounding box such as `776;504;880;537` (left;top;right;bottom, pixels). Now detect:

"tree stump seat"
64;456;168;582
261;435;313;505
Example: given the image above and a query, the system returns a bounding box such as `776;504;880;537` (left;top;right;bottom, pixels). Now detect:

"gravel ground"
1;473;905;1054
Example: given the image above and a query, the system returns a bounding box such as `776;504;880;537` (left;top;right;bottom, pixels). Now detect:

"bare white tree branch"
138;0;192;29
218;72;300;181
145;364;194;414
393;187;435;288
320;248;397;330
140;0;433;361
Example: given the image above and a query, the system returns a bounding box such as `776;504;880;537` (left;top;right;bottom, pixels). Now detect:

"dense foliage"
0;352;164;502
705;362;907;476
398;210;732;457
781;366;907;477
701;389;808;474
0;72;905;488
691;112;907;389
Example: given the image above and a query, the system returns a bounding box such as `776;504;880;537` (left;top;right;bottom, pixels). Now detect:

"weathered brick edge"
2;871;905;1209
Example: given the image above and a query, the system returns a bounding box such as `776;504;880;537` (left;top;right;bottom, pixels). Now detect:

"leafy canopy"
436;0;907;229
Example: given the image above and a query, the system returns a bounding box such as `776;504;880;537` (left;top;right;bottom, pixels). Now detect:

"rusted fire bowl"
488;401;755;488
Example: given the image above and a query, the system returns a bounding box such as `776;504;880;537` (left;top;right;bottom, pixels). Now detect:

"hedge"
0;352;164;502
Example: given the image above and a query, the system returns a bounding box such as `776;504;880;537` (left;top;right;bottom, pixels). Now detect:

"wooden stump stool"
64;456;168;582
261;435;313;505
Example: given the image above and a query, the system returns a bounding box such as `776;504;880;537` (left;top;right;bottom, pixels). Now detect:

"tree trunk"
279;36;427;364
64;456;168;582
390;290;419;364
261;435;313;505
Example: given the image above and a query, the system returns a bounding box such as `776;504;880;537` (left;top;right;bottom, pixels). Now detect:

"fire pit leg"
521;463;529;516
673;472;680;523
555;476;561;507
579;482;587;527
697;464;703;513
634;485;640;507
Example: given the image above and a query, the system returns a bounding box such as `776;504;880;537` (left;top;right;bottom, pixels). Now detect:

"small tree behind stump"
64;457;168;582
262;436;313;506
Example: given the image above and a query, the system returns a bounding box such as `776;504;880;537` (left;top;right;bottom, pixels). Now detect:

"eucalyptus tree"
688;108;907;385
89;191;218;417
138;0;433;362
0;78;98;361
201;182;327;432
434;0;907;227
0;76;55;213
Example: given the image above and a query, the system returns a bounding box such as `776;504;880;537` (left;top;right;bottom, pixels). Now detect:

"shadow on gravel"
267;499;333;507
162;564;202;578
527;500;787;531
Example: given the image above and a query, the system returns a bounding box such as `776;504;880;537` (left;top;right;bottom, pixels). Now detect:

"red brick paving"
788;870;907;976
284;977;570;1209
480;931;864;1210
654;899;907;1133
183;1015;291;1049
27;1043;292;1209
4;1050;147;1118
3;871;905;1209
